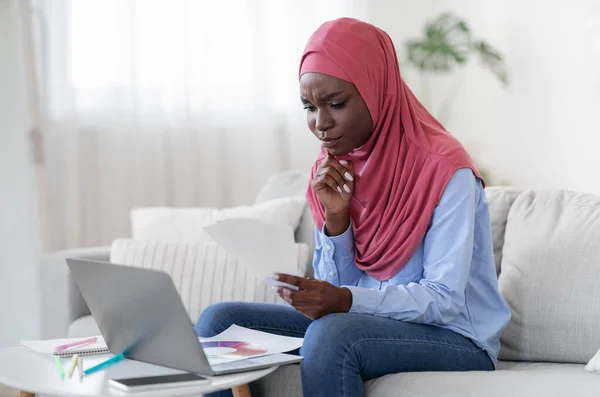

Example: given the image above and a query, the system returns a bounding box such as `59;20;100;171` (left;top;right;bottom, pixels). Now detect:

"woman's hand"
312;150;354;215
271;274;353;320
312;149;355;235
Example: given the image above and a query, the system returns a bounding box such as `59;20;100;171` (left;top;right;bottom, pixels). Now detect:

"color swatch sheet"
199;324;303;366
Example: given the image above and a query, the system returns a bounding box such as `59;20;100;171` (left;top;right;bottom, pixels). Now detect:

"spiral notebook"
20;336;110;357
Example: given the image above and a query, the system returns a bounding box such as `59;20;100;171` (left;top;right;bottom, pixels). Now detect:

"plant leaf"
404;11;473;72
404;11;509;85
471;40;509;86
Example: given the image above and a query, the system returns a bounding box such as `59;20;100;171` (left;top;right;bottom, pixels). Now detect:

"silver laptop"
66;258;302;375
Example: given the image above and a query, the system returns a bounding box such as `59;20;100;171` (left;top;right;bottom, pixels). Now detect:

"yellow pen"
68;354;79;379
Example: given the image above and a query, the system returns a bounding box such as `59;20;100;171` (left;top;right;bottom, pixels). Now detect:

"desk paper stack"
20;336;109;357
199;325;303;366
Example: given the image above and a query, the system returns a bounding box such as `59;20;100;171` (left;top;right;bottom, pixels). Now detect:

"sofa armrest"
39;246;110;339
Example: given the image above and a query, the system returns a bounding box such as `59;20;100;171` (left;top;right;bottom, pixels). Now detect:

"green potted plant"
404;11;509;122
403;11;509;184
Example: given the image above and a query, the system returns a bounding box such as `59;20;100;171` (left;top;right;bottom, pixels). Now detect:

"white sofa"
39;171;600;396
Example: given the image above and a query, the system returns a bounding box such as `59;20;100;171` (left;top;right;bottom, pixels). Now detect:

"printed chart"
201;340;268;361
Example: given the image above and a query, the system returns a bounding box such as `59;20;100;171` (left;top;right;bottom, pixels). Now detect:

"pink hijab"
300;18;482;281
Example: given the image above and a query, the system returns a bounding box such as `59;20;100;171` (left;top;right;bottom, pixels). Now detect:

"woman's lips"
320;137;341;148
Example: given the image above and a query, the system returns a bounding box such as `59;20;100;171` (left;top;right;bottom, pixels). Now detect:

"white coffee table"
0;347;277;397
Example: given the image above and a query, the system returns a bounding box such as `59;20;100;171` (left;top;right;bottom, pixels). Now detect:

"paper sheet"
263;276;300;291
203;218;297;278
198;325;303;366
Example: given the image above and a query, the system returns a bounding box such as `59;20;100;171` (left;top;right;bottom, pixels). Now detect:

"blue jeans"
195;302;493;397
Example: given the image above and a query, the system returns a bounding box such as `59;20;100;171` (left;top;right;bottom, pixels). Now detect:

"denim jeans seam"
368;337;480;353
341;336;483;395
247;325;306;337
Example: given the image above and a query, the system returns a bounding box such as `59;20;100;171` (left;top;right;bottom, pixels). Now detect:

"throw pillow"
498;190;600;363
484;186;522;275
109;239;311;322
130;196;306;242
585;348;600;374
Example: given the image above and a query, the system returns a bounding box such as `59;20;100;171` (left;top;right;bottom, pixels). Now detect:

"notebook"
20;336;109;358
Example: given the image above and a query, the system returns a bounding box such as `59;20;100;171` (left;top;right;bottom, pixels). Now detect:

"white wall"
366;0;600;193
0;0;42;347
0;0;598;347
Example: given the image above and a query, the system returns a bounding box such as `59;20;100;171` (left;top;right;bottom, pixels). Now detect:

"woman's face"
300;72;373;156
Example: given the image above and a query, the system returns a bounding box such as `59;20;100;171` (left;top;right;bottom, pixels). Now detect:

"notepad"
20;336;109;357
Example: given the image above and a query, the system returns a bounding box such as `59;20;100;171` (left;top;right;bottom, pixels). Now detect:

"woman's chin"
322;144;351;157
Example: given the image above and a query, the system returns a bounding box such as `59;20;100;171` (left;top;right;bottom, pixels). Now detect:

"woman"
196;17;510;397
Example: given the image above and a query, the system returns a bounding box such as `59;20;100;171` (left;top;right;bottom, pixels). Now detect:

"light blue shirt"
313;168;511;365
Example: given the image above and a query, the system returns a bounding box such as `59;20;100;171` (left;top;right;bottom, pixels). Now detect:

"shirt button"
329;271;335;277
325;244;331;251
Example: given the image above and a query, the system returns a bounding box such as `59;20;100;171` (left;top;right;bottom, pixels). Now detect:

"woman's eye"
303;105;316;112
331;102;345;109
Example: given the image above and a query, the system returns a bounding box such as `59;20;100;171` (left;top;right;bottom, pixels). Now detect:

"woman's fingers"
272;273;302;285
314;149;354;195
318;167;345;191
273;273;313;290
317;164;353;194
277;288;319;310
271;275;326;320
314;173;340;193
322;158;353;182
338;160;354;181
279;289;310;304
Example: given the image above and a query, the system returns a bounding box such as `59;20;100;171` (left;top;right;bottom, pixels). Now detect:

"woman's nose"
315;109;333;132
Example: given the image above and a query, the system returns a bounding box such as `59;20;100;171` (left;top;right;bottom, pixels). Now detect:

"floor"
0;384;18;397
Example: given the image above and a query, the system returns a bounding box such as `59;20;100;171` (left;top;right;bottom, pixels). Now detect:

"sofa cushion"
498;190;600;363
109;239;311;322
67;315;100;338
253;361;597;397
130;196;306;243
484;186;523;274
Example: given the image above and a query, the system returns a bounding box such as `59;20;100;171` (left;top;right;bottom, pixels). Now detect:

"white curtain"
30;0;367;251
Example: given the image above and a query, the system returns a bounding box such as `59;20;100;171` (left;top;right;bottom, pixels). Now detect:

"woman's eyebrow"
300;90;345;104
321;91;344;101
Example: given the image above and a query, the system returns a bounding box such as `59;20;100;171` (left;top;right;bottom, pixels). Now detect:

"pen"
78;357;84;381
83;353;125;375
67;354;79;379
55;336;97;352
54;356;65;380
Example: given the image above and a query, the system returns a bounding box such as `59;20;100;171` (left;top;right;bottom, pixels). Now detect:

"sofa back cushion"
485;187;523;274
110;239;311;322
498;190;600;363
130;196;306;243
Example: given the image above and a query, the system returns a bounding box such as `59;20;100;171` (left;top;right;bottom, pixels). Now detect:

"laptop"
66;258;303;375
